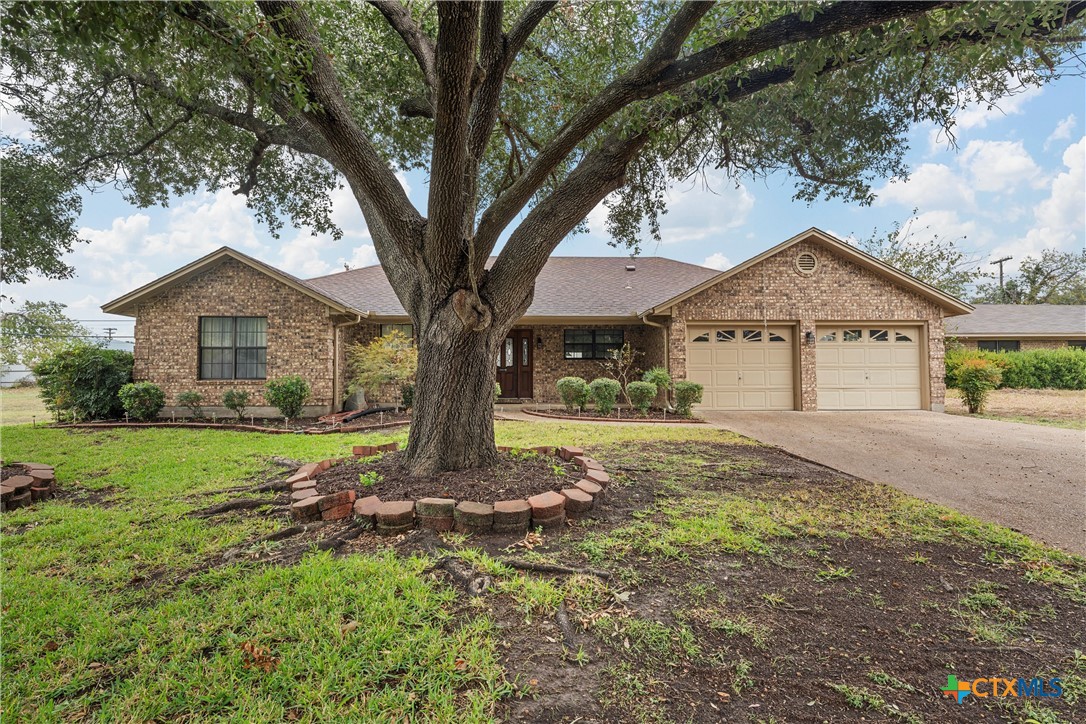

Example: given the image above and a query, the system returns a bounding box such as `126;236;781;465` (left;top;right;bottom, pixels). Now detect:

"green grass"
827;683;922;724
0;385;50;425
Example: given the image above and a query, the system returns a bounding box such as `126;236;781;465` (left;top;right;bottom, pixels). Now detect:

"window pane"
691;332;710;343
200;317;233;347
505;338;513;366
381;323;413;338
595;330;624;345
869;329;889;342
236;317;267;348
236;348;266;379
200;348;233;379
743;329;762;342
844;329;862;342
564;330;593;344
895;331;913;343
522;337;529;366
768;332;787;342
716;330;736;342
818;331;837;342
564;344;593;360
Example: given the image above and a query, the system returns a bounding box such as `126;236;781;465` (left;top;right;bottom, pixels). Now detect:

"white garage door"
686;325;795;410
816;326;922;410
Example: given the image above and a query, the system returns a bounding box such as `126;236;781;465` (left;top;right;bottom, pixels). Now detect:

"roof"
644;227;975;317
305;256;720;318
945;304;1086;338
101;247;360;317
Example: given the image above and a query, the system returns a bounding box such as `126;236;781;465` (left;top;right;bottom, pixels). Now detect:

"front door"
497;329;533;399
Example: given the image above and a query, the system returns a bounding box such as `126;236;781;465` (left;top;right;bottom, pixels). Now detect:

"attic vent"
625;264;636;272
794;252;818;275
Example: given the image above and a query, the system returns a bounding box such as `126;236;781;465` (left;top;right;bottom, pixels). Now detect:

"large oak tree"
4;1;1083;473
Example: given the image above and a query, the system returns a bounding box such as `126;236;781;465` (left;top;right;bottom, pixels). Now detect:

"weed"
732;657;754;694
761;592;787;608
905;552;930;565
955;581;1028;643
358;470;383;487
867;671;917;693
828;683;922;724
817;566;854;581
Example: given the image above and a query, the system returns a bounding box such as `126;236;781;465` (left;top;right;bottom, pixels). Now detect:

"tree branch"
369;0;438;90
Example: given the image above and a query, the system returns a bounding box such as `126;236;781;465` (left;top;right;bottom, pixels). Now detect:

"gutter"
331;313;364;412
640;313;671;406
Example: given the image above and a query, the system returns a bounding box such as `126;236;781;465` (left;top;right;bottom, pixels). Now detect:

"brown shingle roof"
305;256;720;318
946;304;1086;337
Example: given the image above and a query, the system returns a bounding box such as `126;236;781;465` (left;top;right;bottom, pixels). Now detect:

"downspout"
332;312;364;413
640;313;671;407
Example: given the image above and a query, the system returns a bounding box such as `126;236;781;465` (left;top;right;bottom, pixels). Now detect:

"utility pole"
991;256;1012;302
104;327;116;341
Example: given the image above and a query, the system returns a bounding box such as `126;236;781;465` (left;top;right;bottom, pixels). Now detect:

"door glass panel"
818;331;836;342
869;329;889;342
504;338;513;366
743;329;762;342
843;329;862;342
895;331;913;342
768;332;787;342
522;337;529;366
691;332;710;342
716;329;736;342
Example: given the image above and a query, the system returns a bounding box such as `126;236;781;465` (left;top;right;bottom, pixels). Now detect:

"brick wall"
531;324;664;403
337;322;404;405
134;258;337;417
957;338;1077;351
667;239;947;410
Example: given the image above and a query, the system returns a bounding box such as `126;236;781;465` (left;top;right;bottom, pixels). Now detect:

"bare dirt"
946;387;1086;424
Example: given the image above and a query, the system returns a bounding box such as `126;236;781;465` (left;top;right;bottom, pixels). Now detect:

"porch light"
536;335;544;350
805;331;815;345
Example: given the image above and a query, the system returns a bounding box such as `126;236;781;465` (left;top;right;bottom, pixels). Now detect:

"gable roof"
305;256;720;318
101;247;361;317
642;227;975;317
946;304;1086;338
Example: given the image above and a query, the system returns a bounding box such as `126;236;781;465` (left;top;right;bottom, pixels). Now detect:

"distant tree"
972;250;1086;304
853;213;987;298
1;301;89;370
0;141;87;293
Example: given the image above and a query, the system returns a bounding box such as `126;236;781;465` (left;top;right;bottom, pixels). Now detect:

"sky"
2;71;1084;345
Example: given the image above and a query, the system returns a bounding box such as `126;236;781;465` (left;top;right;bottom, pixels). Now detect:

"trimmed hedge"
946;347;1086;390
118;382;166;421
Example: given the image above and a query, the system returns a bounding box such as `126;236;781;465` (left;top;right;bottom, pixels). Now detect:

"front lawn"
946;388;1086;429
0;386;50;426
3;423;1083;722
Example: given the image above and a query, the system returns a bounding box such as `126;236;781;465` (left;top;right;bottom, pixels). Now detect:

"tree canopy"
973;249;1086;304
1;301;90;370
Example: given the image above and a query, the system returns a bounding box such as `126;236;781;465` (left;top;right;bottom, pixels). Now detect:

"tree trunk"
403;304;506;476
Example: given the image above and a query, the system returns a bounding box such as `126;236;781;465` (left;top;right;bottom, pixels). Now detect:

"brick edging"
1;462;58;511
288;444;612;535
49;420;411;435
520;408;705;424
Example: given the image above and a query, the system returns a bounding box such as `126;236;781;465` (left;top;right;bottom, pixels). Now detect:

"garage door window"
768;331;787;342
869;329;889;342
743;329;762;342
844;329;862;342
819;331;836;342
716;329;736;342
895;330;914;342
691;331;710;343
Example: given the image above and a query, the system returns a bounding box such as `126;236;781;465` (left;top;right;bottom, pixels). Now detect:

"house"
101;228;973;416
945;304;1086;352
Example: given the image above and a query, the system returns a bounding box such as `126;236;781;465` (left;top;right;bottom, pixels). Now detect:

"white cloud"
898;210;983;250
1044;114;1077;151
276;231;335;277
337;243;378;271
958;139;1041;193
875;163;975;210
703;253;732;271
143;189;263;257
928;81;1043;151
79;214;152;260
0;107;35;141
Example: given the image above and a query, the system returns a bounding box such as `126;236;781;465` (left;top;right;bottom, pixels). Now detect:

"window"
895;331;914;343
691;331;710;343
869;329;889;342
1070;341;1086;350
381;323;413;338
978;340;1020;352
818;331;837;342
768;332;787;342
843;329;862;342
199;317;267;379
563;329;624;359
716;329;736;342
742;329;763;342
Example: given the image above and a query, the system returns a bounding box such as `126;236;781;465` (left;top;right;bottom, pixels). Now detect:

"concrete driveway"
702;411;1086;556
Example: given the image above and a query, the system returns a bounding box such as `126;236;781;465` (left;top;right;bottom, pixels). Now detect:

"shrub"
222;389;251;421
33;344;133;421
588;377;621;414
643;365;673;408
673;381;704;417
626;380;657;415
954;358;1002;413
118;382;166;422
946;347;1086;390
556;376;588;413
494;382;502;401
177;391;205;418
265;375;311;419
597;342;644;404
401;383;415;409
347;330;417;400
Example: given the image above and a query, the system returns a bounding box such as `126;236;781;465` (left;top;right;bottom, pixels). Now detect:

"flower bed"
285;444;611;535
49;411;411;435
521;407;705;423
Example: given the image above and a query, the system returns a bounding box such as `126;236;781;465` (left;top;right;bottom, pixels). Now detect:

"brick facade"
666;239;947;411
133;258;338;417
529;324;665;403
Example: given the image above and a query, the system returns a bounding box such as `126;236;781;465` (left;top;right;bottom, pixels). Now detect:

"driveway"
702;411;1086;556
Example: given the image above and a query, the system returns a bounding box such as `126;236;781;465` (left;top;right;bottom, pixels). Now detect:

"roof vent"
794;251;818;275
625;264;636;272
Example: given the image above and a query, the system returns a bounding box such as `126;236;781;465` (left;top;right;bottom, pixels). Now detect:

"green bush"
33;344;133;421
946;347;1086;390
401;383;415;409
221;389;251;421
643;366;672;407
588;377;621;415
673;381;704;417
954;358;1002;413
556;376;588;413
118;382;165;421
176;391;205;418
626;380;657;415
265;375;311;419
494;381;502;401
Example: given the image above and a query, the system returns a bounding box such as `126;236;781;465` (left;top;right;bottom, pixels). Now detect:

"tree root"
253;480;291;493
500;558;612;580
189;498;285;518
314;521;370;552
427;555;492;596
555;602;585;660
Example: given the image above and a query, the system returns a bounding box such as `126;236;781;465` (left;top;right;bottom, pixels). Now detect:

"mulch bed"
52;411;412;435
522;407;704;423
313;450;580;501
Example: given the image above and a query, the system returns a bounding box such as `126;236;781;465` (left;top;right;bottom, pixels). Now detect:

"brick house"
102;228;974;416
946;304;1086;352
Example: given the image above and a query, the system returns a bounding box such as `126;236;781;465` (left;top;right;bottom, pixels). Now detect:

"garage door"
686;325;794;410
816;326;922;410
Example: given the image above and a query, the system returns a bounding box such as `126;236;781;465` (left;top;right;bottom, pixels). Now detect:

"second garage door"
816;326;922;410
686;325;795;410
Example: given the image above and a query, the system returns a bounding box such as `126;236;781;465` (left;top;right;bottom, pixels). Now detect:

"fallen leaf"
454;658;467;671
340;621;359;636
44;641;59;652
529;678;539;686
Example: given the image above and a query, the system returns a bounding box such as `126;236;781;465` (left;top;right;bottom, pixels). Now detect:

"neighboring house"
102;228;972;416
946;304;1086;352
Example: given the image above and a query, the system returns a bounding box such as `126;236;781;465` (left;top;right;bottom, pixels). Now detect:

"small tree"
626;381;657;416
954;359;1002;414
673;382;704;418
265;375;311;420
347;330;417;404
118;382;165;422
221;389;250;421
556;377;588;413
588;378;621;415
599;343;644;405
176;391;205;419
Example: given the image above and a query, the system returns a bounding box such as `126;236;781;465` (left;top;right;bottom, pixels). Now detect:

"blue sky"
3;72;1083;344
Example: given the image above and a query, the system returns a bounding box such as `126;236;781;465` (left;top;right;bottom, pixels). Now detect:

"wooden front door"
496;329;533;399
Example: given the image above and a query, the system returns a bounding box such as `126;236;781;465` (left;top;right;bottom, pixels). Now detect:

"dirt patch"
946;387;1086;425
523;407;704;423
313;450;582;501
